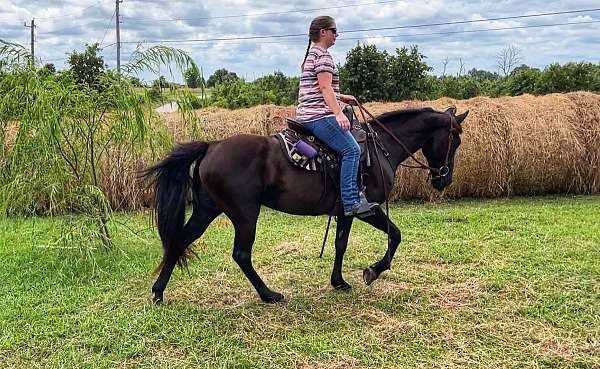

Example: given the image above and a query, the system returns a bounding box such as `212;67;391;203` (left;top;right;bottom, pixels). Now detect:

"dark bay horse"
142;107;469;304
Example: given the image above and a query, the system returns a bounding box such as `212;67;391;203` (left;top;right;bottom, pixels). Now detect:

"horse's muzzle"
431;166;452;191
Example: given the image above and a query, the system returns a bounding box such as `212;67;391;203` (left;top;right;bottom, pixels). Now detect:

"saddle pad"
276;129;330;172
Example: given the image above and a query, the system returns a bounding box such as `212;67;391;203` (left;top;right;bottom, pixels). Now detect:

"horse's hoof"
363;267;378;286
333;282;352;292
153;294;164;305
261;291;285;304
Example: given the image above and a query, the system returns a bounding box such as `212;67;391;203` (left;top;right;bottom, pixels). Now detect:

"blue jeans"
302;116;360;212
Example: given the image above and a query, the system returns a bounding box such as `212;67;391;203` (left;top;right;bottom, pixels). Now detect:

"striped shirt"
296;46;340;122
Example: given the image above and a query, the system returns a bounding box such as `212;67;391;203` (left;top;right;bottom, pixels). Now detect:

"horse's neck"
371;119;429;170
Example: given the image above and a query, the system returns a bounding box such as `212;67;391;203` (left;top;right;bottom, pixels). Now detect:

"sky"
2;0;600;83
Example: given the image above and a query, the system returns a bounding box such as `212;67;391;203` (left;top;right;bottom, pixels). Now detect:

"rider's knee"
342;140;360;158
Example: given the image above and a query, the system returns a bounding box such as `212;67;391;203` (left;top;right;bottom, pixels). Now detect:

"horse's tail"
140;141;209;271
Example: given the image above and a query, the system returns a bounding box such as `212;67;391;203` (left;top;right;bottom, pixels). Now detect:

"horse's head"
421;108;469;191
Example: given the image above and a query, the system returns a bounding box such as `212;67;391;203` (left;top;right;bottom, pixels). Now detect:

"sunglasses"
324;27;338;35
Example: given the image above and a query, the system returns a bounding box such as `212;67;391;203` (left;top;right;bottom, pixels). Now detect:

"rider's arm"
317;72;350;130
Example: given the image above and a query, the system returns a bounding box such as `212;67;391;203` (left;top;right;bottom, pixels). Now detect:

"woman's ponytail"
300;39;311;71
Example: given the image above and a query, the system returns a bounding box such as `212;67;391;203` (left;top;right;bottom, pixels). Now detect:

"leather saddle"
275;106;371;180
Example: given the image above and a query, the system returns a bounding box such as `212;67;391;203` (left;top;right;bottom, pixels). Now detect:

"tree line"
201;44;600;108
10;42;598;109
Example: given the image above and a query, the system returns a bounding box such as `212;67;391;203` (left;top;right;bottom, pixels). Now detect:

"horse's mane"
372;107;439;124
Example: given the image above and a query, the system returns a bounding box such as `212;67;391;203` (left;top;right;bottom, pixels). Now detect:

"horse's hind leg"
228;206;284;303
152;203;221;304
358;207;401;285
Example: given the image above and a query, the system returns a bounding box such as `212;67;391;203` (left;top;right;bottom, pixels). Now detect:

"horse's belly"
262;169;337;215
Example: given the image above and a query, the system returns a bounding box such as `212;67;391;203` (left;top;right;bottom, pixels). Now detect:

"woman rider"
296;16;378;218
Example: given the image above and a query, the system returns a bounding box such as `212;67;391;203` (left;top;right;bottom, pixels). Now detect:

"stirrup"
344;193;379;218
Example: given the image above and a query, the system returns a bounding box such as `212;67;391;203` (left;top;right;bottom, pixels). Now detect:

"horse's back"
202;134;274;173
200;134;274;191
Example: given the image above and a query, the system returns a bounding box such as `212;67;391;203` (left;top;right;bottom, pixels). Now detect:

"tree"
254;71;298;105
385;45;432;100
67;43;106;89
457;58;466;77
1;42;196;250
184;65;204;89
431;76;456;99
153;75;170;88
127;76;144;87
496;45;523;76
537;62;600;94
441;57;449;76
511;64;532;75
467;68;500;80
206;68;239;87
40;63;56;75
504;65;542;96
339;43;388;102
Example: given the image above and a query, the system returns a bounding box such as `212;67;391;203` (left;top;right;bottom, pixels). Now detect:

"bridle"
355;102;460;181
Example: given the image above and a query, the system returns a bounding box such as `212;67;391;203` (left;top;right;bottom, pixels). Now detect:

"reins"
356;102;456;179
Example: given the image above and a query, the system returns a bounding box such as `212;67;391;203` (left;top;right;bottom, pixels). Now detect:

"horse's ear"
456;110;469;125
445;106;457;115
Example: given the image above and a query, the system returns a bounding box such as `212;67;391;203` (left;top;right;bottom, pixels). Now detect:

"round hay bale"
498;93;587;195
565;92;600;193
154;92;600;201
190;105;294;141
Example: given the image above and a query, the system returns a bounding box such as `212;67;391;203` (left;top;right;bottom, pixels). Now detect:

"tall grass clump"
0;41;197;249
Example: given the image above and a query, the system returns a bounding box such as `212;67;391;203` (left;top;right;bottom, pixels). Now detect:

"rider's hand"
335;112;351;131
341;94;358;106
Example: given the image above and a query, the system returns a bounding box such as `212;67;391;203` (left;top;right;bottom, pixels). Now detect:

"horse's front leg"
358;207;401;285
330;215;354;291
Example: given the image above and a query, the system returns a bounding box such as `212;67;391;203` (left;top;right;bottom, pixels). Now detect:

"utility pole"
116;0;123;73
24;18;35;66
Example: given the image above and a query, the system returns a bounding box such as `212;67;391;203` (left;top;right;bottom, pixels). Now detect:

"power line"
27;7;600;43
41;43;117;64
122;0;403;22
24;6;600;64
341;20;600;42
39;19;600;67
123;6;600;27
99;10;117;46
101;43;117;51
101;42;117;49
118;18;600;45
342;8;600;34
121;33;304;44
114;20;600;63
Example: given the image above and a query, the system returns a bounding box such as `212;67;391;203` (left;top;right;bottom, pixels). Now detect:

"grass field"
1;197;598;368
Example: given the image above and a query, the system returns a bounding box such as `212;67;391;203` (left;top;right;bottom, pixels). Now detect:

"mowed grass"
0;197;598;368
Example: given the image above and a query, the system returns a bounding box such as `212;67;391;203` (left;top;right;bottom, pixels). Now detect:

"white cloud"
1;0;599;82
